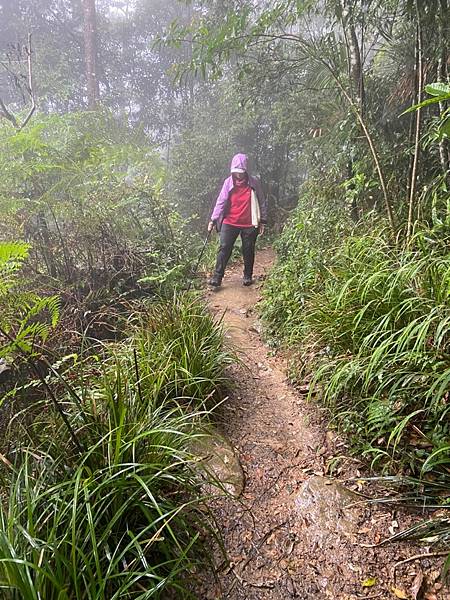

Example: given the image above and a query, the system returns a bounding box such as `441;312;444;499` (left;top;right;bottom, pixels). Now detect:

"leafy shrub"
132;294;233;406
0;411;208;599
261;179;353;345
0;112;197;297
0;241;59;359
263;177;449;479
0;294;232;598
304;231;450;475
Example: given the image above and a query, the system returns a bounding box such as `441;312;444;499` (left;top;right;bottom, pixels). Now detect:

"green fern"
0;241;30;296
0;241;60;358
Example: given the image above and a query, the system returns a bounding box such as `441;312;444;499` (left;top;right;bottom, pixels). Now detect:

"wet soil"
198;247;449;600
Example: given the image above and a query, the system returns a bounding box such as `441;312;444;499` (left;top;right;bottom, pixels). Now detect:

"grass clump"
304;231;450;472
0;293;231;599
132;294;232;406
263;210;450;560
262;206;450;480
260;181;352;346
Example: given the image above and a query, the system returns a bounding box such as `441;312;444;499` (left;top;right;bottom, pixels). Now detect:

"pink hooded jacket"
211;153;267;229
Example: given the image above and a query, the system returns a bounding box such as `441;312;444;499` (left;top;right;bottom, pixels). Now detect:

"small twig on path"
252;460;304;504
229;568;275;590
393;550;449;572
225;520;288;597
360;519;445;548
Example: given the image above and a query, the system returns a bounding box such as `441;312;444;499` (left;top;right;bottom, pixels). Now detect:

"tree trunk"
338;0;366;222
82;0;100;108
348;22;365;111
340;0;365;112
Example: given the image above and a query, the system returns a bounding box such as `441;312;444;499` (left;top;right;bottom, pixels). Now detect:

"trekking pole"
187;227;213;292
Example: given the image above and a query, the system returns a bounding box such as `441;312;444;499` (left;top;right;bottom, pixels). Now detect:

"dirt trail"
200;247;448;600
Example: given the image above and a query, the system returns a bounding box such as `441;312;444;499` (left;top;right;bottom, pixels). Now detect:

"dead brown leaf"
411;570;424;600
391;587;409;599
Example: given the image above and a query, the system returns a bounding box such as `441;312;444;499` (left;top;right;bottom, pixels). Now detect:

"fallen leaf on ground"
362;577;377;587
411;570;424;600
388;520;399;535
391;587;409;599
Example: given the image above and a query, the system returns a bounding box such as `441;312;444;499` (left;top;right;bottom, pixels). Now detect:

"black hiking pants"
213;224;258;280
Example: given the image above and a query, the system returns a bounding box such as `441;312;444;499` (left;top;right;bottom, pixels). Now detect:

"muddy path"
199;247;448;600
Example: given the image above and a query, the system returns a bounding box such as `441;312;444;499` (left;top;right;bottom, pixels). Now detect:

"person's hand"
208;221;215;232
258;223;265;236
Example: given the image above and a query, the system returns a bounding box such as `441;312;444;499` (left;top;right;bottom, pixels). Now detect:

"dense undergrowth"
261;180;353;346
0;112;202;309
262;188;450;474
307;231;450;470
262;177;450;558
0;281;231;598
0;112;233;598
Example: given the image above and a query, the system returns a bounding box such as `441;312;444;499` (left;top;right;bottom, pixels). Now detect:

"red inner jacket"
223;180;252;227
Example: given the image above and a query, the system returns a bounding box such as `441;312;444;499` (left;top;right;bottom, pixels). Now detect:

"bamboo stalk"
407;4;423;241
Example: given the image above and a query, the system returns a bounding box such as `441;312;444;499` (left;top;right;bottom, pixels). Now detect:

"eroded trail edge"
200;247;448;600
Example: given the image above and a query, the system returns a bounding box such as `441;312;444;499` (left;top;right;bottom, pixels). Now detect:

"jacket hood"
230;153;248;173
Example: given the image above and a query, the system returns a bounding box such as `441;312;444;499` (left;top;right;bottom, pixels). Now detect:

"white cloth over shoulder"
251;189;261;228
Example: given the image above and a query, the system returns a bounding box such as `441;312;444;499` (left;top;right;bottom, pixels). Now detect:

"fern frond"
0;241;59;359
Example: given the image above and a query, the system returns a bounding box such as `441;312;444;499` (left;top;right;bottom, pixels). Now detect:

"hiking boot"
242;276;253;286
208;275;222;287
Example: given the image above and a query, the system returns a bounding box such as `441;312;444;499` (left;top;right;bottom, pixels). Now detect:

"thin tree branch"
313;53;396;234
407;4;423;241
19;33;36;131
0;33;36;131
0;96;19;128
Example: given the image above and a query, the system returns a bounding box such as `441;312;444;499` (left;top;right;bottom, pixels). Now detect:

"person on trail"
208;153;267;287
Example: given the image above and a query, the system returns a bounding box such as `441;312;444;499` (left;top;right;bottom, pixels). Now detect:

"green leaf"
425;82;450;96
401;93;450;115
443;552;450;579
439;117;450;139
362;577;377;587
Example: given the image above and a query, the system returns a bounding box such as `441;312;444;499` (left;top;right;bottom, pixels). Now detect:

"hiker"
208;153;267;287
